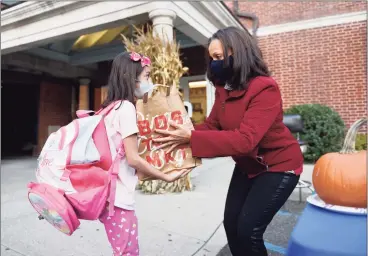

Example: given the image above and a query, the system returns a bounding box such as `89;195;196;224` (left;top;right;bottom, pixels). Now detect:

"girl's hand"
163;169;191;182
154;121;193;153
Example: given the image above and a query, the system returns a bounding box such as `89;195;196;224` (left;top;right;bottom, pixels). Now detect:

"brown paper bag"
136;85;201;181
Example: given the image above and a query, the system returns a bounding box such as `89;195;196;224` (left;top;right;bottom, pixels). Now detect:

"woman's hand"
162;169;192;183
154;121;193;153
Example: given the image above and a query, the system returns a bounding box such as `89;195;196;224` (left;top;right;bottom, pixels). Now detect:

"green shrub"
284;104;345;163
355;134;367;151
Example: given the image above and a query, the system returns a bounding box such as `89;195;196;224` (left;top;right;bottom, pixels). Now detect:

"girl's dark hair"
206;26;270;90
102;52;144;108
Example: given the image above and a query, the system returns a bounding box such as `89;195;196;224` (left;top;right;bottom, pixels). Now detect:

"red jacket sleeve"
194;95;221;131
190;84;281;158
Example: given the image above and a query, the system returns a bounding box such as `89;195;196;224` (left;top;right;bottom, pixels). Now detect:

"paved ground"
1;157;313;256
216;200;307;256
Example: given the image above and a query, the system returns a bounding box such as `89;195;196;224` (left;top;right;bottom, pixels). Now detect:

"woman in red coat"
155;27;304;256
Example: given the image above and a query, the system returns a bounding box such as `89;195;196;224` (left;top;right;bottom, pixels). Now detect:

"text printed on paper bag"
137;110;190;170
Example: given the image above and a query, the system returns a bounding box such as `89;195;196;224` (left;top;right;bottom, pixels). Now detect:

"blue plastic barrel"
287;195;367;256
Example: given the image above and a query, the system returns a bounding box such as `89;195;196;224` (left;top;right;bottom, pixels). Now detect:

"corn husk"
122;25;192;194
122;25;188;92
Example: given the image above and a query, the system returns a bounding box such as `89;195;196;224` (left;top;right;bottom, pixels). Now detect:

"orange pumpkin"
312;118;367;208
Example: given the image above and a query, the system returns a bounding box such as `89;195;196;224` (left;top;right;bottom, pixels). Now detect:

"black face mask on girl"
210;55;234;85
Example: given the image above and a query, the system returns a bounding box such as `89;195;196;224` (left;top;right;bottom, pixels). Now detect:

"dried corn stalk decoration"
122;25;193;194
122;25;188;90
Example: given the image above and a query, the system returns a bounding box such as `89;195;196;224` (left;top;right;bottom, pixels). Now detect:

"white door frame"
179;74;205;101
179;74;215;117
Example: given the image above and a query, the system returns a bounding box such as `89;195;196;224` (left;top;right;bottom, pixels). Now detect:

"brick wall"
37;81;73;153
222;1;367;128
258;21;367;127
225;1;367;27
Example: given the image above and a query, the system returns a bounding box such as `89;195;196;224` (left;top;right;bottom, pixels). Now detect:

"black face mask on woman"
210;55;234;85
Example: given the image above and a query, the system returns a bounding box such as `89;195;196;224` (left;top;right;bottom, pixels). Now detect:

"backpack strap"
76;110;95;118
96;101;122;117
107;142;126;217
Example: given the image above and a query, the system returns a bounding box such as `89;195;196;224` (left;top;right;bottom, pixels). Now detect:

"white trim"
183;101;193;118
171;2;220;43
179;74;215;117
1;1;88;27
257;11;367;37
1;1;241;54
179;75;206;101
1;1;149;54
205;77;215;117
172;1;243;45
200;2;243;30
180;75;206;83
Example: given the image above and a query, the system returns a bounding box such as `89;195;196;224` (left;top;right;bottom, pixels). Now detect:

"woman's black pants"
224;166;300;256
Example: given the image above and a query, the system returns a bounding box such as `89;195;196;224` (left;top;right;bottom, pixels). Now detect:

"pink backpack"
27;102;123;236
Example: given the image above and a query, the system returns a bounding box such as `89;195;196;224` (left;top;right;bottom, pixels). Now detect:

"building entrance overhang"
1;1;244;65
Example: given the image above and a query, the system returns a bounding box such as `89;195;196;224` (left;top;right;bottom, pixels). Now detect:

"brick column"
94;86;108;111
101;86;108;103
71;85;77;119
78;78;90;110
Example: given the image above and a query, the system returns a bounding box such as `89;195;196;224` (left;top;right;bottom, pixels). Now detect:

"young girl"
99;52;189;256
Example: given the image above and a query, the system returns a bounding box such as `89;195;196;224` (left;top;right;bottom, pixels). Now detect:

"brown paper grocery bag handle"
171;81;177;96
142;84;168;103
142;93;148;104
164;81;177;96
154;84;171;96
